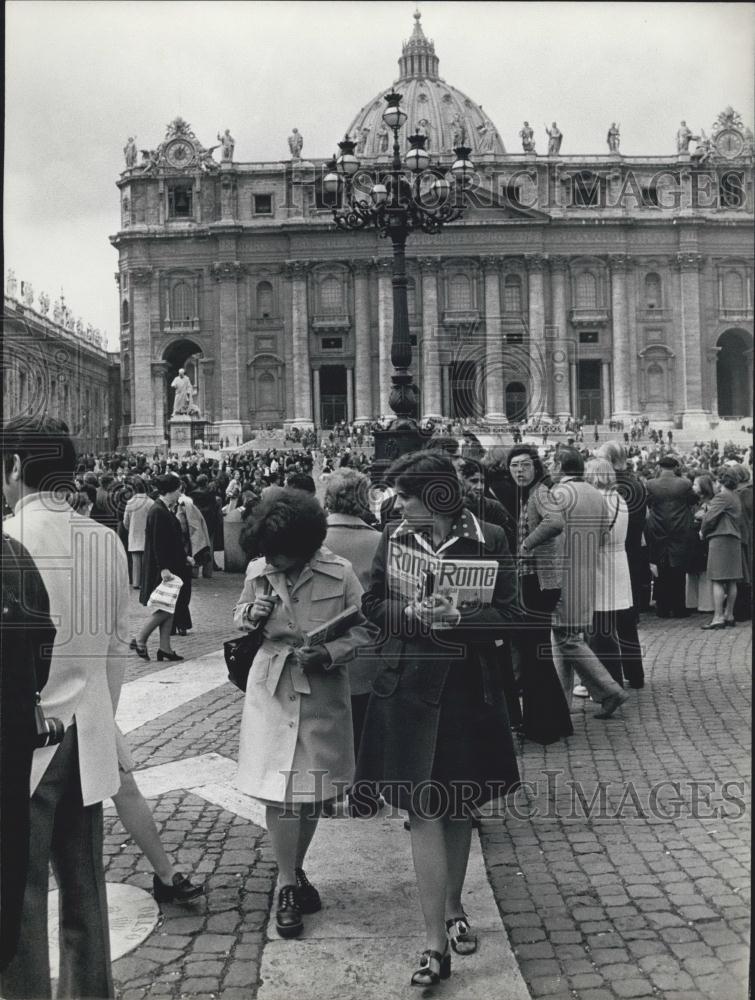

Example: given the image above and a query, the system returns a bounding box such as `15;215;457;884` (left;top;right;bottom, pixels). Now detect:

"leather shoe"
276;885;303;938
152;873;203;904
295;867;322;914
595;690;628;719
701;621;726;630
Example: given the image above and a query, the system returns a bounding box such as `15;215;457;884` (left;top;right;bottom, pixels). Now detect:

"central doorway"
450;361;480;419
577;360;602;423
319;365;347;427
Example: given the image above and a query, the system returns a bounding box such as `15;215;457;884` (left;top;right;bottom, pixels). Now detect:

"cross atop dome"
399;10;439;80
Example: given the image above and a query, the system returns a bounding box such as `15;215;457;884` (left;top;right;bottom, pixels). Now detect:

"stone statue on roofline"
676;121;698;153
519;121;535;153
124;136;137;168
218;129;235;161
607;123;620;153
545;122;563;155
38;291;50;315
6;269;17;298
22;282;34;307
288;128;303;160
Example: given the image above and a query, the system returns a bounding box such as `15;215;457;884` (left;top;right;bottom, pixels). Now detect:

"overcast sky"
5;0;753;350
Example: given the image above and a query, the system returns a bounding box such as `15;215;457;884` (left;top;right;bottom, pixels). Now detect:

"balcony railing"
636;307;670;322
163;318;200;332
719;306;754;321
442;308;480;325
569;307;610;327
311;313;351;330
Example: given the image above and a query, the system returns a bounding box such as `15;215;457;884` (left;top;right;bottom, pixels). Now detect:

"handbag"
225;579;274;691
146;572;183;614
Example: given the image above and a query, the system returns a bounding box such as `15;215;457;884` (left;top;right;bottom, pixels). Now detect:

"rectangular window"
256;336;276;352
645;328;665;344
579;330;599;344
253;194;273;215
168;183;193;218
321;337;343;350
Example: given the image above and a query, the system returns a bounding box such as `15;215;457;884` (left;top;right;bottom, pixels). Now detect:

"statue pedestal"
169;415;206;453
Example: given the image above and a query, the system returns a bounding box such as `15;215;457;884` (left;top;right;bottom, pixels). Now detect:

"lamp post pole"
324;90;473;477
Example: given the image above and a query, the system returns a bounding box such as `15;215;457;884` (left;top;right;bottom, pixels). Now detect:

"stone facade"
111;21;754;448
3;293;118;452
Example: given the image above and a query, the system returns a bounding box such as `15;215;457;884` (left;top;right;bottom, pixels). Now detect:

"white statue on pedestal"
171;368;194;415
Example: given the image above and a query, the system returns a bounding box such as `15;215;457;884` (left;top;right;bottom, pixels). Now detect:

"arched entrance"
162;339;203;433
505;381;527;422
716;329;753;417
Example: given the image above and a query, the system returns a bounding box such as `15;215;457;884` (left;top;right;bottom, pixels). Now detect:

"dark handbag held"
225;579;274;692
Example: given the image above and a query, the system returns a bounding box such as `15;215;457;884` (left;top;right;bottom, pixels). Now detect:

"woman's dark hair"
285;472;316;494
716;467;739;492
155;473;182;495
555;446;584;478
240;489;327;560
129;476;147;495
505;445;548;485
387;450;464;516
459;458;485;481
694;473;715;501
1;415;76;492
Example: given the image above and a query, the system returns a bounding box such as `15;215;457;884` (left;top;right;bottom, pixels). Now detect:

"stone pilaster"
211;260;246;441
418;257;442;420
706;345;721;420
675;251;709;428
285;260;314;427
312;367;321;428
481;256;505;422
375;258;393;418
549;255;572;421
129;267;160;447
150;360;171;442
609;255;633;421
524;254;549;420
602;361;612;421
346;366;354;423
352;260;372;423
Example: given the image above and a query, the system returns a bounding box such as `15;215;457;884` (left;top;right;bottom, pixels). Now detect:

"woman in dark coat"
506;446;573;744
353;451;520;988
135;474;193;660
699;467;743;629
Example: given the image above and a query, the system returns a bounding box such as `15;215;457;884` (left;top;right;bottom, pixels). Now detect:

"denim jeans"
551;625;626;706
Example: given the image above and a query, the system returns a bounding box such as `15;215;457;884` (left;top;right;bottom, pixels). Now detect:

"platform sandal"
411;947;451;987
446;912;478;955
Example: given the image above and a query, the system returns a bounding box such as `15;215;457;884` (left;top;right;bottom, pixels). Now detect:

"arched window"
448;273;472;310
647;362;664;401
723;271;744;309
406;277;417;317
171;282;193;322
121;300;129;325
257;281;274;318
258;371;276;409
503;274;522;313
320;276;343;314
644;273;662;308
576;272;598;309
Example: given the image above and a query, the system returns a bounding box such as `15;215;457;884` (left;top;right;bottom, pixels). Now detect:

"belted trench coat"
353;511;521;814
233;547;375;803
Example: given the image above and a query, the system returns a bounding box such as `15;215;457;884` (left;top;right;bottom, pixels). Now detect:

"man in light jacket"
1;416;130;999
550;447;629;720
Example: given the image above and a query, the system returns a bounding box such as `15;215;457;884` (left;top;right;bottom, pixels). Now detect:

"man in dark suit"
645;456;695;618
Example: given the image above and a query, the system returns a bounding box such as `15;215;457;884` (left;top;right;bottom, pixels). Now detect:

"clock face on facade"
716;129;744;159
164;138;195;169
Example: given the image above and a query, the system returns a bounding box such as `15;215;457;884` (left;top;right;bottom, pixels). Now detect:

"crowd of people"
1;411;752;996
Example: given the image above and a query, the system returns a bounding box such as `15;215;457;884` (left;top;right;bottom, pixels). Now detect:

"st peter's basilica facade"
112;14;754;448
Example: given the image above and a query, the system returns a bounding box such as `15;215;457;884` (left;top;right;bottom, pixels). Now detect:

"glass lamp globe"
323;172;340;195
405;145;430;173
371;183;388;205
383;90;408;130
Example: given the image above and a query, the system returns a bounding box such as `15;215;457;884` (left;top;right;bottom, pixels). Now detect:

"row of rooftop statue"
122;118;735;169
4;270;104;347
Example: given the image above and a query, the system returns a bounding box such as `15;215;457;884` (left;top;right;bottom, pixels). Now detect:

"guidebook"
304;605;362;646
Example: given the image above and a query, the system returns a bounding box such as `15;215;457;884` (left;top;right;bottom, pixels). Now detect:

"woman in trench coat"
352;451;520;988
233;488;374;940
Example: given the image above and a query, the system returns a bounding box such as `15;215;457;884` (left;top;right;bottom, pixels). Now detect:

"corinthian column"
352;260;372;422
676;251;709;429
609;255;632;421
211;260;246;441
285;260;313;427
525;254;549;420
129;267;160;448
550;255;572;421
418;257;442;420
481;256;505;422
375;258;393;417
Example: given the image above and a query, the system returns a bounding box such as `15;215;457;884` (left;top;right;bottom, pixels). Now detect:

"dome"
345;12;505;160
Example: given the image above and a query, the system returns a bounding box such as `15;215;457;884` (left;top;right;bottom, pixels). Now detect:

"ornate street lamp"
324;89;474;473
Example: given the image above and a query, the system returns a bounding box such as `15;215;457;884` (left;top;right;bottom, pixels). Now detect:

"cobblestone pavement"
108;572;751;1000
